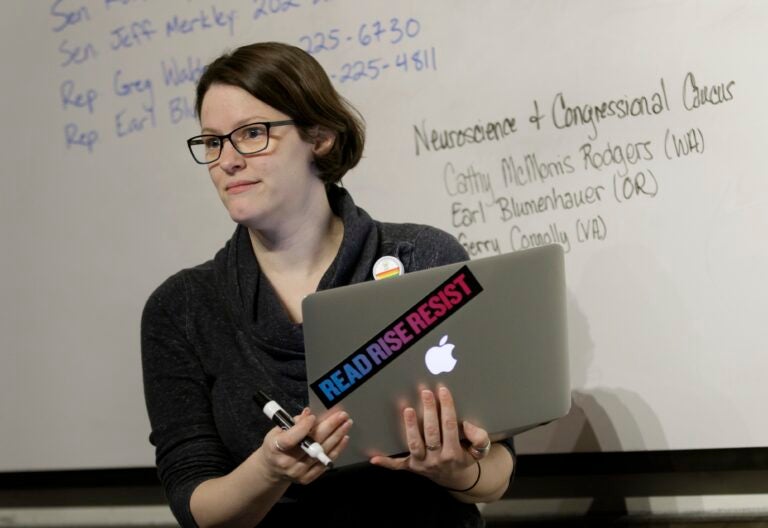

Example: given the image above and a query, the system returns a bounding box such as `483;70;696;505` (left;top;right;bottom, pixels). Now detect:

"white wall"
1;0;767;472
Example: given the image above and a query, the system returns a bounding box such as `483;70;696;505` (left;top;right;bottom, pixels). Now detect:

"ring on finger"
469;439;491;459
275;439;285;452
426;442;442;451
408;444;426;459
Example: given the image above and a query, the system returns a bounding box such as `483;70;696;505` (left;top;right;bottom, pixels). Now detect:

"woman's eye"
244;127;263;139
204;138;221;149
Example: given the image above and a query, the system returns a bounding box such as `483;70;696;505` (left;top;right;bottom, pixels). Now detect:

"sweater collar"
218;185;380;348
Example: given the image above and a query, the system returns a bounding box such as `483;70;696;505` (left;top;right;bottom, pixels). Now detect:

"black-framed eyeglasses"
186;120;295;164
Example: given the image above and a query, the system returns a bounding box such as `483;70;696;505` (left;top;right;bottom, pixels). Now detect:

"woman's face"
199;84;326;231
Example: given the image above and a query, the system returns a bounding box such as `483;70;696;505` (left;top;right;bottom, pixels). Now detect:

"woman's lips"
226;182;258;194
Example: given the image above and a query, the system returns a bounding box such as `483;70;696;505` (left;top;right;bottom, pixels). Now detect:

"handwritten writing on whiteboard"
415;115;518;156
165;7;236;38
298;17;422;54
65;123;99;153
161;56;205;88
49;1;441;155
110;19;156;51
252;0;333;21
104;0;148;9
46;0;738;275
46;0;735;266
50;0;90;33
14;0;765;473
422;72;735;258
59;39;98;68
60;80;98;114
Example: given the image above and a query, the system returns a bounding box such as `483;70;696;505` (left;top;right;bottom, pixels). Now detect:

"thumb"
462;420;489;449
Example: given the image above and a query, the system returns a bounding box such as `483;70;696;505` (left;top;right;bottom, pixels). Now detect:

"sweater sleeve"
141;272;235;528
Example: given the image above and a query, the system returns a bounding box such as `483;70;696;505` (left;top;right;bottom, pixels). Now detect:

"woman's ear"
312;126;336;156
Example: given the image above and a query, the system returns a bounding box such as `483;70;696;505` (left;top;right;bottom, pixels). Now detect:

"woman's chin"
226;206;264;227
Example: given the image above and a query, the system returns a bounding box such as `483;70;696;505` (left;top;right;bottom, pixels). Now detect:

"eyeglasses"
186;120;295;164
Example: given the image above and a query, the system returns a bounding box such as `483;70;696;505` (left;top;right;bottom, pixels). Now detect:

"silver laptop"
302;244;570;467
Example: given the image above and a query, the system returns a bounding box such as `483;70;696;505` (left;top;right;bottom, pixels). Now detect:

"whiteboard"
1;0;766;471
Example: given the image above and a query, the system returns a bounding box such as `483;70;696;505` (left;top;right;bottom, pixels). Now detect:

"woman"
141;42;514;527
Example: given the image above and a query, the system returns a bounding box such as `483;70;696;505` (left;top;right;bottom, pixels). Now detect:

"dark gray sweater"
141;186;492;527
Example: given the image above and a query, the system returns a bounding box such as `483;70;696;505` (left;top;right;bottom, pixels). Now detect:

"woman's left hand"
369;385;492;491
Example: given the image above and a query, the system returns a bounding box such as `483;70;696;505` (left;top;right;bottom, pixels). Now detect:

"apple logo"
425;335;457;375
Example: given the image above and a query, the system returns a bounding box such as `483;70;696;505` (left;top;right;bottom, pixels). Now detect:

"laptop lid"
302;244;570;468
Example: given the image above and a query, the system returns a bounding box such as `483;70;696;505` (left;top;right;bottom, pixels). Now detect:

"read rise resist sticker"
309;265;483;408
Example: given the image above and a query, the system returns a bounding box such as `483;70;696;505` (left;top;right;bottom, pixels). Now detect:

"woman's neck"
247;192;344;281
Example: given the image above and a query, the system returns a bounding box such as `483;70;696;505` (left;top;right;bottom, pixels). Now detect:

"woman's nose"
218;140;245;173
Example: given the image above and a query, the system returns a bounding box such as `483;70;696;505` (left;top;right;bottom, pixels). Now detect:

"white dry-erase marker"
253;391;333;469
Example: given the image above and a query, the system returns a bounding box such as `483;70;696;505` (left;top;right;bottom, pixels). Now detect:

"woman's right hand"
257;408;353;485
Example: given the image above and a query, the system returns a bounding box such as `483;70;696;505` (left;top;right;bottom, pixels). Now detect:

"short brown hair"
195;42;365;184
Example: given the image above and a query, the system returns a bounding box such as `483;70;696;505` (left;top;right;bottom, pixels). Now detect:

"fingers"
370;454;409;470
436;386;461;455
325;431;350;461
421;390;442;453
401;387;458;462
263;408;354;485
400;387;463;461
407;386;485;461
373;386;493;494
297;434;350;485
403;407;425;459
311;410;353;447
462;420;492;460
273;409;316;453
284;409;353;464
261;426;312;484
290;411;353;485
